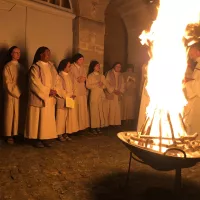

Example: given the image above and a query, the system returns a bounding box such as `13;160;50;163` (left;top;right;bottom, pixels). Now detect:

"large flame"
139;0;200;151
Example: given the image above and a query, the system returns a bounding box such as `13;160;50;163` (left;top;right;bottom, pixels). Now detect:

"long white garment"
137;64;149;132
86;72;106;128
184;57;200;138
70;63;89;130
121;72;137;120
3;60;25;136
25;61;58;140
137;79;150;131
56;71;79;134
105;70;124;126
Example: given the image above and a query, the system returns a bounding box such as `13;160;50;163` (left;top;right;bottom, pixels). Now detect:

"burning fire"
138;0;200;152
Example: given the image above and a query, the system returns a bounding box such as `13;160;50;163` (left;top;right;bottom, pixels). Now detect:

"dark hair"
32;46;49;64
88;60;99;76
72;53;84;63
57;58;71;73
190;41;200;51
112;62;121;69
4;46;19;65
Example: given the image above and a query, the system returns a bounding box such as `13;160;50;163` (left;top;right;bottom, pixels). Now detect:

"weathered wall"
73;0;109;72
0;0;75;68
104;2;127;73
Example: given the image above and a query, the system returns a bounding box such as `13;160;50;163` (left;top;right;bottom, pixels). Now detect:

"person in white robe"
25;47;60;148
137;63;150;132
86;60;107;134
121;66;137;123
3;46;26;144
105;62;125;126
183;42;200;139
56;58;79;140
70;53;89;131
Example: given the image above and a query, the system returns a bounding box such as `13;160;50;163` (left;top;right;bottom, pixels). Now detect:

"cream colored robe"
105;69;124;126
86;72;106;128
184;57;200;138
56;71;79;134
121;72;137;120
137;64;149;132
3;60;25;136
25;61;59;140
70;63;89;130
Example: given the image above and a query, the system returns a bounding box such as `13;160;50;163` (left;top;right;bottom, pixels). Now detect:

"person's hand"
98;81;103;87
49;89;57;97
114;90;121;95
71;95;76;99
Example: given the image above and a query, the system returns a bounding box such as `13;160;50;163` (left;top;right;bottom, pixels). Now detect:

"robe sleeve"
29;65;50;101
86;75;99;89
185;69;200;99
3;65;21;98
101;75;107;89
106;72;115;93
119;75;125;93
56;76;67;99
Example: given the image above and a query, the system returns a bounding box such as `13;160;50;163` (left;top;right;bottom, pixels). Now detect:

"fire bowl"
117;132;200;171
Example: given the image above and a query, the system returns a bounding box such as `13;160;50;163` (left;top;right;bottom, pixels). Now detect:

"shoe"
90;128;98;134
58;135;66;142
7;137;14;145
63;133;72;141
42;140;52;147
96;128;102;134
34;140;44;148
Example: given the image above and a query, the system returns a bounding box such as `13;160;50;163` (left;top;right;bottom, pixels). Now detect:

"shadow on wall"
0;44;9;134
89;171;200;200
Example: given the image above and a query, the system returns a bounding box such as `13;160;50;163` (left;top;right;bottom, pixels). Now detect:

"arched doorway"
104;1;128;73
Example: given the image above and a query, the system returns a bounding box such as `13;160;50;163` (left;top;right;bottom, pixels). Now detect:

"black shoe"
42;140;52;147
96;128;103;134
90;128;98;134
34;140;44;148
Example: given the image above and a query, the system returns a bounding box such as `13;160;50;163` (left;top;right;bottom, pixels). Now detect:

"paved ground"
0;125;200;200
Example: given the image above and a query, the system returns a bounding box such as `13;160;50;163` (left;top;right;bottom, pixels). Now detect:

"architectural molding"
0;0;15;11
3;0;75;19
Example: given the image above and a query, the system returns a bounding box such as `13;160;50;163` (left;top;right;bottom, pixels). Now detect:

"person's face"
94;64;100;72
76;57;84;66
64;62;71;73
127;67;133;73
40;49;51;62
11;48;20;61
114;64;122;72
188;47;200;61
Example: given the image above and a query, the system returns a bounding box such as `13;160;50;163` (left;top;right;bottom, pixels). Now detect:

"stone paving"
0;127;200;200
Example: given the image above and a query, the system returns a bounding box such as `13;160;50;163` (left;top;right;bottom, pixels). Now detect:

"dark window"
39;0;71;9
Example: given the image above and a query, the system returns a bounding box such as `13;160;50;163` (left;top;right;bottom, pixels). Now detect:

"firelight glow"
139;0;200;151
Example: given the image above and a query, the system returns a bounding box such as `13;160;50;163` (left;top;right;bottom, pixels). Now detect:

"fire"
139;0;200;152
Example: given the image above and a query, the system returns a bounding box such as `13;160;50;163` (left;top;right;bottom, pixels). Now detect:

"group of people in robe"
2;46;137;148
137;41;200;140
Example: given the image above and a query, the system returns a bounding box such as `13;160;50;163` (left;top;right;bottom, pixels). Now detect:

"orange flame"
139;0;200;151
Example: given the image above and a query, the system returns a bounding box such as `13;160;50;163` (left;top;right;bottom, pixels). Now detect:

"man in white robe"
184;42;200;138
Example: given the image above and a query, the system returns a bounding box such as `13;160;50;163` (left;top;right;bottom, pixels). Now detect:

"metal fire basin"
117;132;200;171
